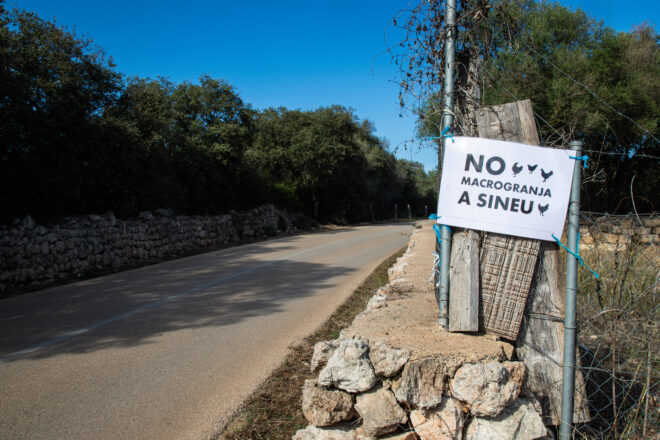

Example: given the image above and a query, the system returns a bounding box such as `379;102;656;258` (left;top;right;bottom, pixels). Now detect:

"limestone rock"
379;432;418;440
369;341;411;377
355;386;407;436
22;215;35;230
504;361;525;389
318;338;376;393
410;397;463;440
465;398;547;440
355;428;417;440
377;285;393;296
388;262;409;283
302;379;354;427
311;340;340;372
366;293;387;311
293;424;356;440
390;277;409;288
138;211;154;220
154;208;173;217
450;361;524;417
393;358;446;409
355;427;376;440
106;210;117;226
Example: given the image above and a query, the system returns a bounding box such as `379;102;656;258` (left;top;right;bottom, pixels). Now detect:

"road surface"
0;223;411;440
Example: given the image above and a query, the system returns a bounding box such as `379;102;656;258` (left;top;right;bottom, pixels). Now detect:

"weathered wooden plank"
516;243;591;424
448;229;480;332
446;48;482;333
479;234;540;339
516;100;540;145
476;99;540;339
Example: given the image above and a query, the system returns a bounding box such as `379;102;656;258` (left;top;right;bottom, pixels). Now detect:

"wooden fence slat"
449;229;480;332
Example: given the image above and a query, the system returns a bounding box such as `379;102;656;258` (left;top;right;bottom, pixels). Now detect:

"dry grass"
576;217;660;439
216;247;407;440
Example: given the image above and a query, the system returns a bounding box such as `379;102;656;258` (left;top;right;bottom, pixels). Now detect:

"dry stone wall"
0;205;296;292
294;224;554;440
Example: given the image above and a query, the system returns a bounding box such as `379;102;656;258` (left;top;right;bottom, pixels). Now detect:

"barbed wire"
581;149;660;160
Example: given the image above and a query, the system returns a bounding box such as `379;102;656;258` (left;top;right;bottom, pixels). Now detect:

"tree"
394;0;659;212
481;6;659;211
0;6;123;222
248;106;368;221
106;75;255;214
0;4;439;224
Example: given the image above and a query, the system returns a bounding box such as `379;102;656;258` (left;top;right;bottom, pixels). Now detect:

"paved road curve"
0;223;411;440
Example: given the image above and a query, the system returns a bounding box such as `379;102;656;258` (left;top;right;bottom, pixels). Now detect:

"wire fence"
573;212;659;439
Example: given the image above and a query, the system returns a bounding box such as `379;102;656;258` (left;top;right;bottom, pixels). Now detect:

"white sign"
436;137;576;241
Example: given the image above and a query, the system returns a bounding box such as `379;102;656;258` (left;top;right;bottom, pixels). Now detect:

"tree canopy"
394;0;659;213
0;4;436;224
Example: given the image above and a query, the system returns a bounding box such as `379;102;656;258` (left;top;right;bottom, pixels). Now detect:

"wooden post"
475;99;590;424
476;100;541;339
407;204;411;220
394;204;398;220
447;45;482;333
448;100;540;335
448;229;480;331
369;203;375;223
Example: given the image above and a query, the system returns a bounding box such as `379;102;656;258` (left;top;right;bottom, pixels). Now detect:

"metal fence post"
436;0;457;329
559;140;583;439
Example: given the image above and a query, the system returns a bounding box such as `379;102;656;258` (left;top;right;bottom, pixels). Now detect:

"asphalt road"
0;223;411;440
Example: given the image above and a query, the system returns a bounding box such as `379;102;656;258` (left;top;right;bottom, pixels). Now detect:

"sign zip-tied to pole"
436;0;457;329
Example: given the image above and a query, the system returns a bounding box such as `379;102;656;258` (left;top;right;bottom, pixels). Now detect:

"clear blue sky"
9;0;659;171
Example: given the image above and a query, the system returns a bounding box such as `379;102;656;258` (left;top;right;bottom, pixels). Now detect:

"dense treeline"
0;4;436;225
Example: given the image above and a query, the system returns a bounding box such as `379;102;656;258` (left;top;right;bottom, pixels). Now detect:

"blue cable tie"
429;214;439;220
432;224;452;269
552;233;600;279
569;155;589;169
432;224;442;243
433;223;452;240
441;125;455;143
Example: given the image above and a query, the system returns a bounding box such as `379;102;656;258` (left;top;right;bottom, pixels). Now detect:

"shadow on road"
0;237;357;361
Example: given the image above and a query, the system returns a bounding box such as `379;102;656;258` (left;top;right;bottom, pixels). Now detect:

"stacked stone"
579;215;660;249
0;205;293;291
295;335;549;440
294;226;551;440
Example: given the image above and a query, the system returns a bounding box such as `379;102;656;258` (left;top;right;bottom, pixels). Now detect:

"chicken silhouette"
512;162;523;177
538;204;549;216
541;168;554;182
528;164;538;174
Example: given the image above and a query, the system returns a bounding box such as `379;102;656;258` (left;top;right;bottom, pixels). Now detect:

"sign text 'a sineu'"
436;137;576;241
